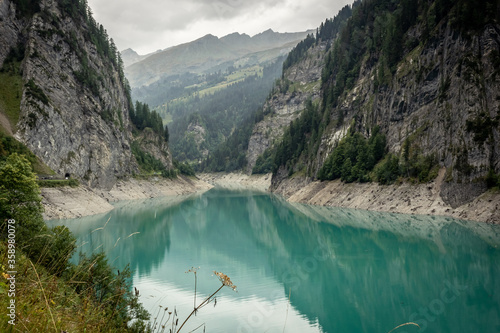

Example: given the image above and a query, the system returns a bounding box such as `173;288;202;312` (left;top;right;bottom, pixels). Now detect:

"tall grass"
147;267;237;333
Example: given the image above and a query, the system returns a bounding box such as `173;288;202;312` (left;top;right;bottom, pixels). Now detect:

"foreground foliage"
0;153;149;332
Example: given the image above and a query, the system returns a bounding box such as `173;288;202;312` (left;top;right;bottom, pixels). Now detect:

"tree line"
169;58;285;165
282;4;355;73
130;101;169;142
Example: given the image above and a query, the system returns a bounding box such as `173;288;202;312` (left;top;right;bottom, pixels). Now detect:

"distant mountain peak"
124;28;312;88
223;32;251;38
198;34;218;41
121;48;144;67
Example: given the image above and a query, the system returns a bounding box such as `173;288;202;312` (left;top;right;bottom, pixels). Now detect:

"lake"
48;188;500;333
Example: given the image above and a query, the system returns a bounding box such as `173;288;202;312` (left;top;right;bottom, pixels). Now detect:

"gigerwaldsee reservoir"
48;188;500;333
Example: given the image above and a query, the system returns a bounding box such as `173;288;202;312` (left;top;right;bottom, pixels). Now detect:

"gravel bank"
42;176;213;220
272;169;500;224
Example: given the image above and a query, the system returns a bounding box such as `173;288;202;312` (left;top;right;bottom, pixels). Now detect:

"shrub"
375;154;401;184
318;127;387;183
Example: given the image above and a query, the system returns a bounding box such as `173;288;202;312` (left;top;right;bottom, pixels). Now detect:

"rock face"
246;42;326;172
248;2;500;209
0;1;21;65
135;128;173;170
314;23;500;206
0;0;170;189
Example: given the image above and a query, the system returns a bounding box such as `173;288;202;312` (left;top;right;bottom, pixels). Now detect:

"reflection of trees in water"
243;199;500;333
54;190;500;333
59;197;187;275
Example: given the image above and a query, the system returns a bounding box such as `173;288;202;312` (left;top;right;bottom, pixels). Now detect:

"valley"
2;1;500;332
1;0;499;224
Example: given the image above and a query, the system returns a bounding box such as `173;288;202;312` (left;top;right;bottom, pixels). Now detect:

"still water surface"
48;188;500;333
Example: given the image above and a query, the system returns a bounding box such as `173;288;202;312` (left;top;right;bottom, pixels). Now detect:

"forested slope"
0;0;174;189
246;0;500;208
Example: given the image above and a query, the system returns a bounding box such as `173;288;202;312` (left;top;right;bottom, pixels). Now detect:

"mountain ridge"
124;29;314;88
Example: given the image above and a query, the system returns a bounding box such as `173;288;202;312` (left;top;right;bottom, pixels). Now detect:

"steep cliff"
0;0;171;189
247;4;354;174
317;0;500;207
250;0;500;208
246;41;326;172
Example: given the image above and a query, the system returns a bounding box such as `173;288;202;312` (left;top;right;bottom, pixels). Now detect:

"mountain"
121;48;145;67
218;0;500;208
126;30;313;165
168;57;285;167
124;29;313;90
203;5;353;173
121;47;164;67
0;0;172;189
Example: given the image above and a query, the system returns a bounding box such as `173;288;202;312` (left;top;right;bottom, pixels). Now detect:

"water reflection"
49;188;500;333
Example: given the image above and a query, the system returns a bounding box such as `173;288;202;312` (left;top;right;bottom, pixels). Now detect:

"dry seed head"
214;271;237;291
186;267;200;274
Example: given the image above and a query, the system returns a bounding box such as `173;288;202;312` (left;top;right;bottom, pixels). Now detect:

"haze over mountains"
121;29;312;165
2;0;499;223
122;29;313;89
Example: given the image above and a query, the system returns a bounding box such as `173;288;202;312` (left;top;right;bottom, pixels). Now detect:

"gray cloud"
87;0;353;54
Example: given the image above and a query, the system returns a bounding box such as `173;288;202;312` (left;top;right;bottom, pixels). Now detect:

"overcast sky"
87;0;354;55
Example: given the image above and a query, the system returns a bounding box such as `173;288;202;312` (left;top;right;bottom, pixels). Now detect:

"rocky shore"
198;173;272;192
272;169;500;224
42;176;213;220
42;171;499;224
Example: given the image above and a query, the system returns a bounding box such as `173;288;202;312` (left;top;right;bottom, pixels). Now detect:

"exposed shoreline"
272;171;500;224
42;175;213;220
198;172;272;192
42;172;499;224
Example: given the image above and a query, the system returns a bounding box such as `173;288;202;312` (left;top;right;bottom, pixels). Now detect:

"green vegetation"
170;59;284;165
375;154;402;185
0;132;52;174
0;153;149;332
252;148;275;174
193;66;264;98
25;79;50;106
316;4;356;45
466;112;499;144
131;141;174;178
0;47;24;134
134;72;200;108
11;0;41;18
131;141;194;178
200;114;253;172
282;4;354;73
282;34;316;72
318;126;386;182
316;127;440;185
131;101;169;141
173;159;196;177
439;0;499;33
374;135;440;184
486;169;500;189
273;99;323;174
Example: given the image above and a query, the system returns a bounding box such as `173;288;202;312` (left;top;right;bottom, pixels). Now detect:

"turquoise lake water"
48;188;500;333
